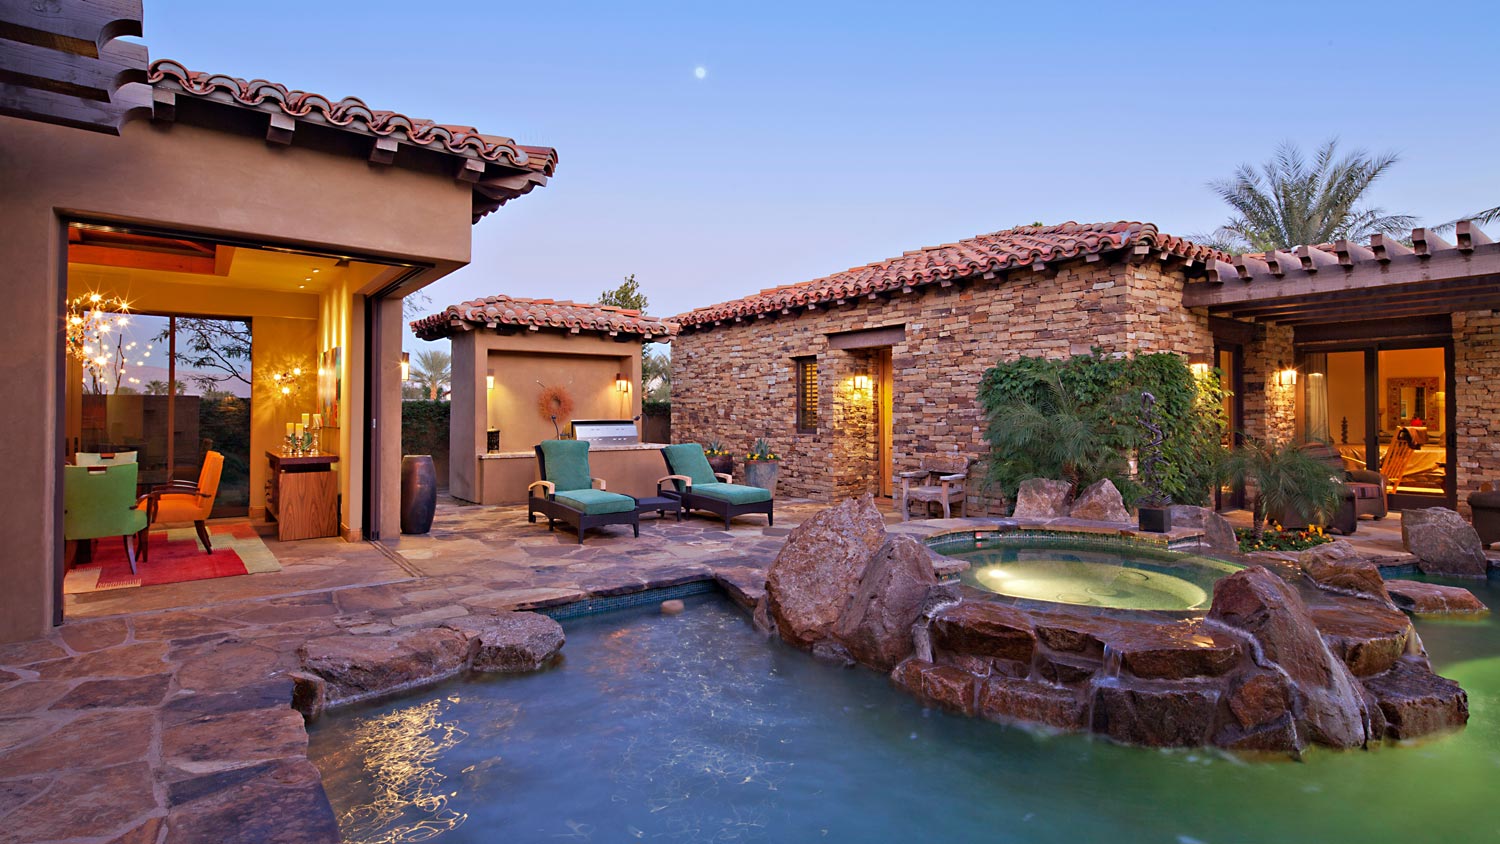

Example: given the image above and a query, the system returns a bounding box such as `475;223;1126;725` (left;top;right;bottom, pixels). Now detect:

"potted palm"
704;440;734;477
744;437;780;493
1224;437;1342;542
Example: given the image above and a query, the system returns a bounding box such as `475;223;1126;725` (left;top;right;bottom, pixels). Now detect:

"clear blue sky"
144;0;1499;352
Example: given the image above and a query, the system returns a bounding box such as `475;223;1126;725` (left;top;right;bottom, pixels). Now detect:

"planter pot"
707;453;734;478
744;460;779;495
400;455;437;535
1137;506;1172;534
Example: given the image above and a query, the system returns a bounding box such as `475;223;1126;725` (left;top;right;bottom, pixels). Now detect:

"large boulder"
445;611;564;672
1207;566;1371;749
763;495;887;649
1299;542;1393;605
1362;657;1470;739
1170;505;1238;555
1384;580;1489;615
1401;507;1488;576
1012;479;1072;520
1069;479;1130;523
833;535;939;671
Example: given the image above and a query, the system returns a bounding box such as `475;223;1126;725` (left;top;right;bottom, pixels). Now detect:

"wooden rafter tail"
1370;233;1413;262
1456;221;1494;253
1411;228;1453;257
1264;249;1298;277
1205;258;1237;284
1296;245;1339;272
1333;238;1376;267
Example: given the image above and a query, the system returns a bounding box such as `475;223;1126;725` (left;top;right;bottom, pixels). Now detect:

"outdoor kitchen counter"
469;443;669;505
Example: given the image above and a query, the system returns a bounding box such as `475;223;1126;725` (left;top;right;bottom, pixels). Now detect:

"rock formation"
1069;479;1131;523
832;535;940;671
1401;507;1489;576
1012;479;1072;519
762;495;886;649
1170;505;1238;555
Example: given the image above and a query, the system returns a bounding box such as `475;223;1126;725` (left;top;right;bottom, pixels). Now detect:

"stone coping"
479;442;666;459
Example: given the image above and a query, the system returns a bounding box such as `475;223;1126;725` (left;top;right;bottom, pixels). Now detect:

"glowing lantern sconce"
1275;361;1298;388
400;352;410;382
615;372;631;394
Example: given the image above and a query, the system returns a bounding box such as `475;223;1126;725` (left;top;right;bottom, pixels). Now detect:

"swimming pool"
309;577;1499;843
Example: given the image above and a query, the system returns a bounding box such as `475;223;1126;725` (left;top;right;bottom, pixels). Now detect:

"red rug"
66;523;277;592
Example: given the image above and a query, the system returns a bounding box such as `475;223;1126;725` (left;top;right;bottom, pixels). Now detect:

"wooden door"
877;348;894;497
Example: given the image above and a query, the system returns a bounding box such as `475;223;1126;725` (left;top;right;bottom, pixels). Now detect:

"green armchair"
527;440;640;544
64;463;150;573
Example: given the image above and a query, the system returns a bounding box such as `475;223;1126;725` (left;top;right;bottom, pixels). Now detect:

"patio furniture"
659;443;774;530
1381;436;1416;494
138;450;223;552
64;463;149;573
898;455;970;520
1273;442;1388;535
1470;484;1500;549
528;440;639;544
633;494;683;522
75;450;138;466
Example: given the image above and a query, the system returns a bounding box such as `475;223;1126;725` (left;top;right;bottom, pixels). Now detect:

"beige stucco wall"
477;446;669;506
0;113;476;642
448;329;646;502
671;258;1213;503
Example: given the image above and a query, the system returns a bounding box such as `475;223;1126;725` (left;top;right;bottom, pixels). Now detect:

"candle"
294;423;304;437
301;413;311;428
286;422;295;437
312;413;322;429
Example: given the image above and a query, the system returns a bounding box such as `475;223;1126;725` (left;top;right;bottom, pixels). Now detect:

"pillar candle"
294;423;304;437
286;422;295;437
312;413;322;429
301;413;311;428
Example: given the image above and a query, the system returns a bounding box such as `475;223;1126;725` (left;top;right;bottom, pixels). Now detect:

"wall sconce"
615;372;631;393
400;352;410;382
852;374;872;392
269;365;305;398
487;370;496;391
1275;361;1298;387
1186;352;1212;378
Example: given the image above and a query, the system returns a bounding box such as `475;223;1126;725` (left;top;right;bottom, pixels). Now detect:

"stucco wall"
671;258;1213;502
0;113;475;642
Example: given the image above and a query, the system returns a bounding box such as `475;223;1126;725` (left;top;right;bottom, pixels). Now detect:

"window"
794;357;818;432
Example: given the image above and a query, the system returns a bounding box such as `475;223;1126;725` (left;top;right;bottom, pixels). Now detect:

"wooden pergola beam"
1209;278;1500;320
1184;244;1500;309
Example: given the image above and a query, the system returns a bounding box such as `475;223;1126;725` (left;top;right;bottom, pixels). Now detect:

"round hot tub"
928;533;1242;612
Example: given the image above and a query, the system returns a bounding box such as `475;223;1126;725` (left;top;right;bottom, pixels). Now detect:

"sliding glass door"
77;314;252;517
1300;342;1454;510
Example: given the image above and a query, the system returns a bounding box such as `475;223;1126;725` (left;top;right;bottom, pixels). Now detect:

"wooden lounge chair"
527;440;639;544
898;454;970;520
659;443;773;530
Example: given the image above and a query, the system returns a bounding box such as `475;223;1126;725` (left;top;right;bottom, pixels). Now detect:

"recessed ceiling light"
304;277;311;281
312;269;320;273
299;284;305;289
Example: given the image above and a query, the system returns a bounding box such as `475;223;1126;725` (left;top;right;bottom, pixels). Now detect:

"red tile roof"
148;59;557;220
412;295;677;341
674;221;1228;329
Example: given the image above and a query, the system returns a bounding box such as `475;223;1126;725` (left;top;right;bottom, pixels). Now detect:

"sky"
142;0;1500;353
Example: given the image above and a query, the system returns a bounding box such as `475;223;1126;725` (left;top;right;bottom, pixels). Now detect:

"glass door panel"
1377;347;1447;502
169;318;252;518
1313;350;1369;475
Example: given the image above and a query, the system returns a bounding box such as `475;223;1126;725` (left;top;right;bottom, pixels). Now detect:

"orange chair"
139;451;224;553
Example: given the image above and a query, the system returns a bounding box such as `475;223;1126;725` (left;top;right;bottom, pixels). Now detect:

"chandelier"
66;292;152;395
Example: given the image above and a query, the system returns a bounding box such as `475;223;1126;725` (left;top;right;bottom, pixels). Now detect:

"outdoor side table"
634;495;683;521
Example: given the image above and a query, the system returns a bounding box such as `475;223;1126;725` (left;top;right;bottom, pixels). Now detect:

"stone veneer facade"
1454;310;1500;516
672;256;1216;504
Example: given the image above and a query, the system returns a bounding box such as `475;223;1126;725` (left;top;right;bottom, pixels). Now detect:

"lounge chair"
527;440;639;544
659;443;774;530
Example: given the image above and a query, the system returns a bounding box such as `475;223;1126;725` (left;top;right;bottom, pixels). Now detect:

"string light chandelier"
65;292;152;394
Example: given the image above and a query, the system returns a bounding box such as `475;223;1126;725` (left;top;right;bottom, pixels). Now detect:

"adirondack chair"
898;455;970;520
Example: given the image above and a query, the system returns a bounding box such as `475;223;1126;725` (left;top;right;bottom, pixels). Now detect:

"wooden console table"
266;452;339;541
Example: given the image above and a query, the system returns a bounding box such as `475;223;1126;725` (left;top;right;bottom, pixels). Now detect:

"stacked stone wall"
672;258;1212;501
1454;310;1500;516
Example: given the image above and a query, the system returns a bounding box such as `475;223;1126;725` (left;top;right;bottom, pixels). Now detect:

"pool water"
939;538;1242;611
310;579;1500;844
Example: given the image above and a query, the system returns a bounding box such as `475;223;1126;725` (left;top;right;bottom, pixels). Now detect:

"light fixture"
615;372;630;393
400;352;410;382
1186;352;1212;378
852;374;872;392
1275;361;1298;387
487;370;495;391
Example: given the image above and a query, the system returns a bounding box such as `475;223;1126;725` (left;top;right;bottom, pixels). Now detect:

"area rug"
64;522;282;594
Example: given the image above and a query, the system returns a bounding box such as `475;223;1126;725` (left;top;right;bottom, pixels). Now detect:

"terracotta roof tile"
412;294;677;341
148;59;558;221
674;221;1229;329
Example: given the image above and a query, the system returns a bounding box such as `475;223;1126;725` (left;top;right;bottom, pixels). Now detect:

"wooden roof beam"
1334;239;1376;266
1183;247;1500;309
1457;221;1494;253
1370;233;1413;262
1412;228;1453;257
1296;245;1340;272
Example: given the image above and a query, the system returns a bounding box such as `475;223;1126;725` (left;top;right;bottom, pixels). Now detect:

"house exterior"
670;221;1500;515
412;295;674;504
1;5;556;642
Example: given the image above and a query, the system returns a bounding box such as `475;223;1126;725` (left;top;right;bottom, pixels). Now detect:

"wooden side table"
266;452;340;540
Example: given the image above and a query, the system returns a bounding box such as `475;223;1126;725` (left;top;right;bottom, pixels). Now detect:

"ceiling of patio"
66;225;349;295
1183;222;1500;326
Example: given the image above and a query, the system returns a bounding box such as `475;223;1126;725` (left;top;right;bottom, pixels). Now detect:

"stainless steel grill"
571;419;639;446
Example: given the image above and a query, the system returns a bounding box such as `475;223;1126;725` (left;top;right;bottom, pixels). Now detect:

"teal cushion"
554;488;637;515
692;482;772;505
662;443;718;489
540;440;593;492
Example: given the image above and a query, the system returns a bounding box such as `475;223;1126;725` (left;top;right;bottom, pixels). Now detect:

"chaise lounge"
528;440;639;544
659;443;774;530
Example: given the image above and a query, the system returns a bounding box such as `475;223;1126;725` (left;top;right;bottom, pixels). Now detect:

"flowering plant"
704;440;730;457
1235;523;1332;553
746;437;778;461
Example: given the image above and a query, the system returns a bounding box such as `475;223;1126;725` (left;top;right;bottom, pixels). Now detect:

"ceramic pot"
707;453;734;478
400;454;437;534
744;460;779;494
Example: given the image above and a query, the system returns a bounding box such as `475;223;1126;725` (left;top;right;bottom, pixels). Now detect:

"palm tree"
642;348;670;402
1223;438;1341;539
1204;140;1416;253
1433;206;1500;233
984;371;1127;499
410;350;451;401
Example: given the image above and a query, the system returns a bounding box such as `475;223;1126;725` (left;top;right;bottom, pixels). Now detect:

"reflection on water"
310;584;1500;844
946;541;1237;610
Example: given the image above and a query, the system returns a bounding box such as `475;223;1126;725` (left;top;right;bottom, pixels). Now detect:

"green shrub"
977;350;1227;506
1223;437;1342;539
402;400;449;458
